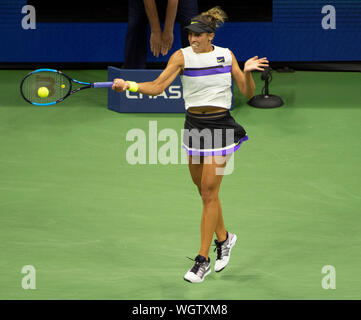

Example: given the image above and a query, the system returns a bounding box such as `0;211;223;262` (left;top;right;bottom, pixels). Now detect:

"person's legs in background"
124;0;148;69
177;0;198;48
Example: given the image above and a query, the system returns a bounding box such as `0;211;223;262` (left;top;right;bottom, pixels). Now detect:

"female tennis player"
112;6;269;283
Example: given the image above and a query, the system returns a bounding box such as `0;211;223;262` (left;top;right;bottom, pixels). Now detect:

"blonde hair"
195;6;228;31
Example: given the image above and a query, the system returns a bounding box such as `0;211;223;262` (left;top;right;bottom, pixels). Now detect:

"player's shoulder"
214;45;233;55
173;49;185;58
169;49;185;66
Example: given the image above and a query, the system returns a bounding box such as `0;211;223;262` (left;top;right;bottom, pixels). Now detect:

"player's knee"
200;184;218;205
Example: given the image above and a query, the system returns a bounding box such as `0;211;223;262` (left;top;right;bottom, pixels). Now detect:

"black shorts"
182;110;249;156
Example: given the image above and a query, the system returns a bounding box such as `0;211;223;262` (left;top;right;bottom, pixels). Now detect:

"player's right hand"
112;78;129;93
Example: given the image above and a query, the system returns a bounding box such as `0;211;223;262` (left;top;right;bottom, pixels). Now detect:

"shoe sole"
184;268;211;283
215;234;237;273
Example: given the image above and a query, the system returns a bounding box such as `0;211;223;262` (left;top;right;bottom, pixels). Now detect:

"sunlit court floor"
0;69;360;299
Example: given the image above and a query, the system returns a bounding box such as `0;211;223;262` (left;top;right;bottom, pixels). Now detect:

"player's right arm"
112;49;184;96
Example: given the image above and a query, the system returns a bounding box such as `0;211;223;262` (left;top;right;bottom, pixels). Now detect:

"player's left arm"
230;50;269;100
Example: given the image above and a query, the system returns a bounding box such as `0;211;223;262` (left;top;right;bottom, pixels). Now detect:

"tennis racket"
20;68;114;106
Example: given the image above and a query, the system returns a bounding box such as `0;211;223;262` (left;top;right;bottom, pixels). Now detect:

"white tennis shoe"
214;232;237;272
184;255;211;283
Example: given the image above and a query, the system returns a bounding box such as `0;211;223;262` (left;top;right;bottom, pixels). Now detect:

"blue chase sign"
108;66;185;113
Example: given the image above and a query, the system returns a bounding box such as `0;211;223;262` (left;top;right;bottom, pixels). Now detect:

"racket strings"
21;71;71;104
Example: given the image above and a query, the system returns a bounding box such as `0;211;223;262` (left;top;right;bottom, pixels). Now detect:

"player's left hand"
112;78;129;92
244;56;269;72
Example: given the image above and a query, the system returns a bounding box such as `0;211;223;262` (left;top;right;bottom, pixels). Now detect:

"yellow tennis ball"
38;87;49;98
61;84;65;89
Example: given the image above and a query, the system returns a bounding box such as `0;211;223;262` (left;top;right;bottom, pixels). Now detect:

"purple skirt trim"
183;135;249;156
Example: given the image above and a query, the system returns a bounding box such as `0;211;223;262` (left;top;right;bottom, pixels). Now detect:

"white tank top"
180;45;232;110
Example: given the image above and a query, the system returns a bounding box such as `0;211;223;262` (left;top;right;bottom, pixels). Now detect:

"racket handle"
92;81;114;88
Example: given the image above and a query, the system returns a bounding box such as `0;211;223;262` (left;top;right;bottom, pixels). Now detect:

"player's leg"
188;155;227;242
215;199;227;242
188;155;203;195
185;155;212;283
212;155;238;272
199;155;238;273
198;155;227;260
185;155;232;282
